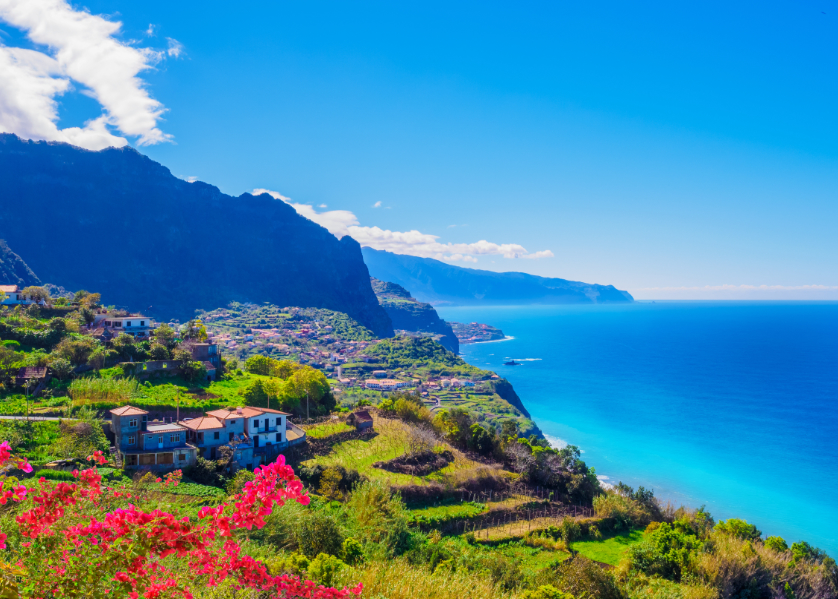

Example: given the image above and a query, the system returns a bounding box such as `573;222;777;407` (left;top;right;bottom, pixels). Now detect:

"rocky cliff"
370;277;459;353
0;240;41;288
363;247;634;306
0;134;393;337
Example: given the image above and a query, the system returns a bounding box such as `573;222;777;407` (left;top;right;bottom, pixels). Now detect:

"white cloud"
318;204;328;208
186;176;198;183
146;24;155;37
253;188;553;262
372;201;382;208
0;0;173;150
166;38;184;58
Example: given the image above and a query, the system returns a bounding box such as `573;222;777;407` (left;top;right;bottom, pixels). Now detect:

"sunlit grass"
572;528;645;565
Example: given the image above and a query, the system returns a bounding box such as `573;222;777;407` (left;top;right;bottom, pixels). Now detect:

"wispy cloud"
166;38;184;58
372;201;382;208
632;284;838;300
253;188;553;262
0;0;174;150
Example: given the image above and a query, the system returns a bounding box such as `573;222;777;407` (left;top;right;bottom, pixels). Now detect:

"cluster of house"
110;404;306;471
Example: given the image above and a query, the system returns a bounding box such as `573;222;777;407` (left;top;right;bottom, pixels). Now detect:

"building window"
276;418;281;426
214;431;220;440
128;418;138;427
128;435;136;445
276;433;281;442
170;433;180;443
178;453;186;462
140;321;145;326
229;432;234;442
230;420;236;425
254;420;260;428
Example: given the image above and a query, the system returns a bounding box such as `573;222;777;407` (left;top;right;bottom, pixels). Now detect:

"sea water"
436;302;838;556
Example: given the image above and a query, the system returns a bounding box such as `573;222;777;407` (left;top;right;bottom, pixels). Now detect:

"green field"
572;528;645;566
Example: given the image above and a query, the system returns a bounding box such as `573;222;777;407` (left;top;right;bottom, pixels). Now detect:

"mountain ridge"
0;134;393;337
362;247;634;306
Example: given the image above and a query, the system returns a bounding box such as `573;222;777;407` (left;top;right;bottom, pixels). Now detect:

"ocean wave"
471;336;515;344
504;357;541;361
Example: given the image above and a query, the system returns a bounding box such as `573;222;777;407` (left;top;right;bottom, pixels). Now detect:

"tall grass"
334;558;515;599
68;377;139;402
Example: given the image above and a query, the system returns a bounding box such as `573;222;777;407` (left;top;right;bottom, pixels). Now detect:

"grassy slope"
572;528;645;566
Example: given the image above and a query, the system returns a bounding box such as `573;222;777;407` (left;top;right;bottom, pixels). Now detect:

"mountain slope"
370;277;459;353
0;240;41;288
362;247;634;306
0;134;393;336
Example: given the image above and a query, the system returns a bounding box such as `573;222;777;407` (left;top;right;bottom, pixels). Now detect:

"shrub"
296;512;344;558
346;479;410;555
593;492;654;529
715;518;762;541
764;536;789;553
225;469;255;495
535;556;623;599
341;537;364;565
307;553;345;587
521;585;575;599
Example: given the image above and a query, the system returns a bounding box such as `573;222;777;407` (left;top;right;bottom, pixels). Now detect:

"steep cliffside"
371;278;459;353
0;134;393;337
0;240;40;288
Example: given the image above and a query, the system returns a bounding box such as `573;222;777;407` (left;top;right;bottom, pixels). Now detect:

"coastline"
438;302;838;556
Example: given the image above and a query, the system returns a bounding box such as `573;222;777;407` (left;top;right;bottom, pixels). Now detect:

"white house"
95;315;156;338
0;285;35;305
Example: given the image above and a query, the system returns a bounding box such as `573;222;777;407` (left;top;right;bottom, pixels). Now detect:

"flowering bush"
0;443;362;598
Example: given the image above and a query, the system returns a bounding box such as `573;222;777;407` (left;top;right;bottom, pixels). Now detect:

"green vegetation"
572;528;645;566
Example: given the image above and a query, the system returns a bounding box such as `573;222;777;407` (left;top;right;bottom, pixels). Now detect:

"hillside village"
0;282;833;599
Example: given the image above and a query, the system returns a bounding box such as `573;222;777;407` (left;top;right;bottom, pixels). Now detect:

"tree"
148;343;170;360
79;292;101;308
52;336;100;366
181;360;207;382
50;358;73;381
21;286;50;304
110;333;136;361
182;319;208;342
153;323;177;349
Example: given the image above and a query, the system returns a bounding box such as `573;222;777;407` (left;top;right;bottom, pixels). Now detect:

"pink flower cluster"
0;444;361;598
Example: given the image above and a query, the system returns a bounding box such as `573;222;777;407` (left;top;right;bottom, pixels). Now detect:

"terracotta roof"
201;361;217;370
109;405;149;416
0;285;19;293
207;407;290;420
179;416;224;431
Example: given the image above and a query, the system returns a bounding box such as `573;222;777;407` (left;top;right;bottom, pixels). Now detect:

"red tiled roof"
207;407;290;419
0;285;18;293
109;405;149;416
179;416;224;431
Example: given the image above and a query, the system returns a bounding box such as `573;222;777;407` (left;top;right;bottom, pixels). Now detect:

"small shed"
347;410;374;431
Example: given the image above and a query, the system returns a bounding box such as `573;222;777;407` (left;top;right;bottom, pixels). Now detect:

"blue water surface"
436;302;838;556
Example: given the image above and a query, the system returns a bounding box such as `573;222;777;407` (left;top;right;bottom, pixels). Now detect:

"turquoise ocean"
436;302;838;556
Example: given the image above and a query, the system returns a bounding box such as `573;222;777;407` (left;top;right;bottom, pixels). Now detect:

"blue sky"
1;0;836;298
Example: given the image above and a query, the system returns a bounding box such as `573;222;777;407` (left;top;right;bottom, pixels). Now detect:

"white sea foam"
471;336;515;344
544;434;568;450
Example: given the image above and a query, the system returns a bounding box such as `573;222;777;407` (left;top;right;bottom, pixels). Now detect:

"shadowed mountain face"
362;247;634;306
370;277;459;353
0;134;393;337
0;240;41;288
